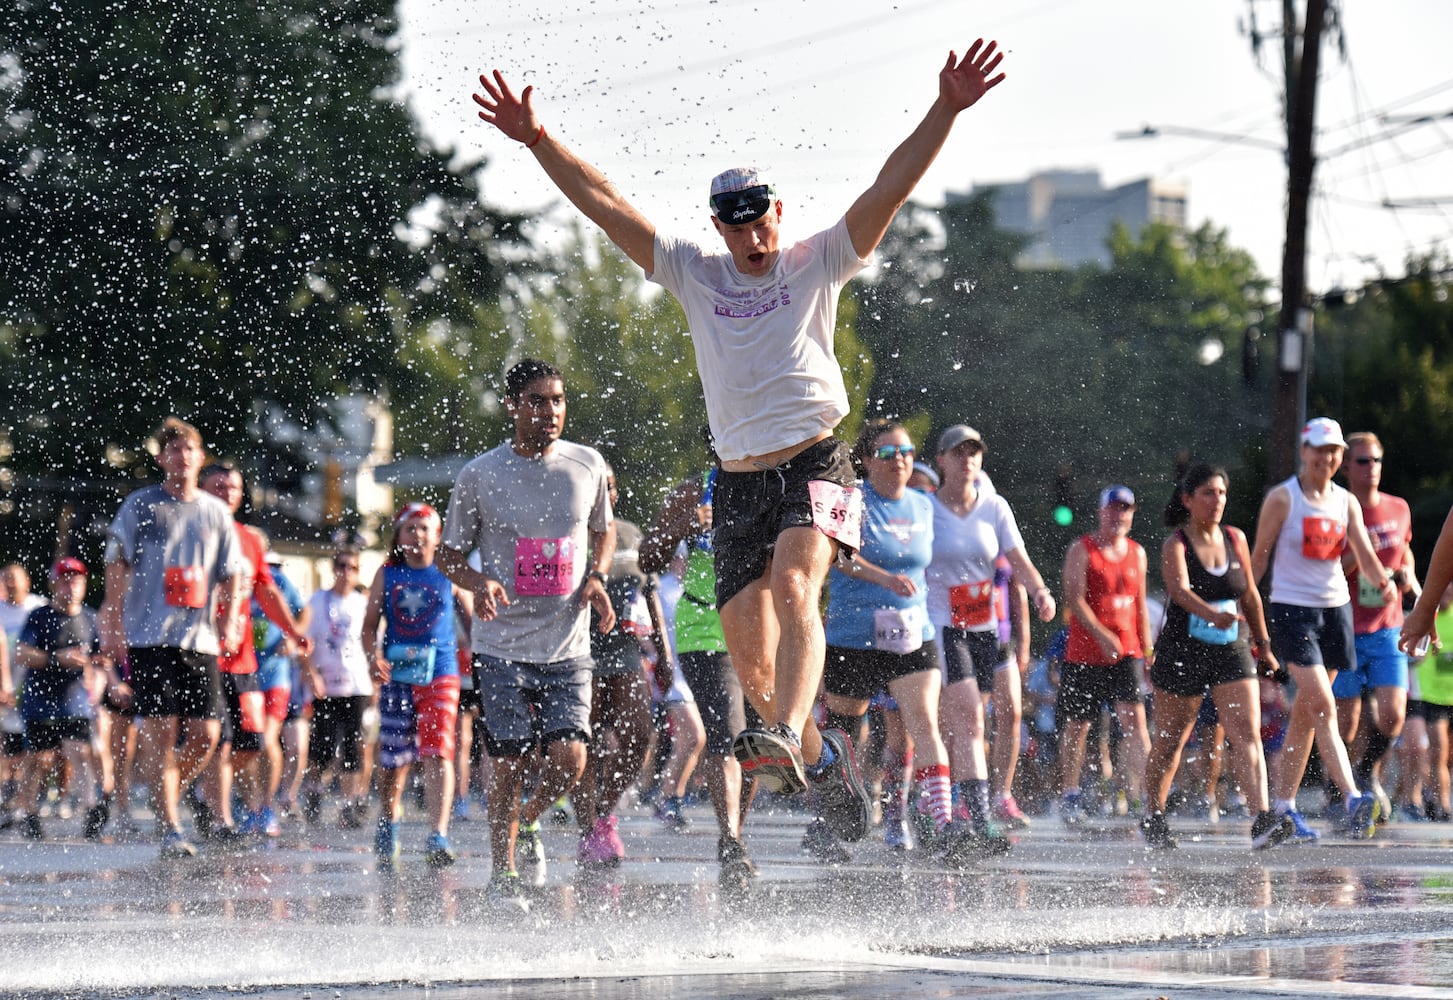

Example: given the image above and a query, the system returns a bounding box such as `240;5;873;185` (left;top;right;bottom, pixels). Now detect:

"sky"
397;0;1453;297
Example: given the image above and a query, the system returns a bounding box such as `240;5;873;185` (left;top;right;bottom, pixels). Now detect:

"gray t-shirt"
443;440;612;664
105;485;242;655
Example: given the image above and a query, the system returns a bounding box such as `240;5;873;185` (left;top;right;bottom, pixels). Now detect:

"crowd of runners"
6;37;1453;916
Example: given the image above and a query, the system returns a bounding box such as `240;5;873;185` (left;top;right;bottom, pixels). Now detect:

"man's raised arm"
473;71;657;272
843;40;1006;260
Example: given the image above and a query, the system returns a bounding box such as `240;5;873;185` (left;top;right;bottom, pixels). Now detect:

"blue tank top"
381;562;457;676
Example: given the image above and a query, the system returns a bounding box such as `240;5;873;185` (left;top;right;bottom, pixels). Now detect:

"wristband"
587;570;607;585
525;125;545;149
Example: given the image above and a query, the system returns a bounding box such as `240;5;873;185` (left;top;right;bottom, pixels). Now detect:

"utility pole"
1267;0;1327;482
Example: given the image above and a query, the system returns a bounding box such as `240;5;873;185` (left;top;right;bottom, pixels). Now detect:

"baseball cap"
1300;416;1347;449
50;557;87;578
708;167;775;225
1099;485;1136;508
394;502;441;529
936;424;984;455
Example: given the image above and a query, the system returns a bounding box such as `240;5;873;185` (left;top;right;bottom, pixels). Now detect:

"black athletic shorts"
678;649;750;758
824;642;941;702
940;627;1010;690
129;646;224;721
1057;658;1146;722
713;437;858;610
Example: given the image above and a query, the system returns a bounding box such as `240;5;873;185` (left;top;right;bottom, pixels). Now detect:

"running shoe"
1399;801;1427;823
516;819;547;887
1346;792;1380;840
992;793;1032;830
577;816;623;869
1322;797;1346;826
1250;809;1296;850
1059;791;1087;828
1371;782;1394;825
655;796;692;833
374;818;401;864
83;798;110;842
20;813;43;841
1279;807;1320;844
717;834;758;879
486;872;531;914
257;806;282;839
209;824;245;846
808;728;871;843
935;820;1011;867
424;831;457;868
189;797;215;841
159;828;198;859
452;797;472;822
732;725;807;796
801;817;851;864
883;814;914;851
717;834;756;898
1139;810;1177;850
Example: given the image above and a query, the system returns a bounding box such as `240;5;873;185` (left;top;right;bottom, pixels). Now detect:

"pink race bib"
807;481;863;550
514;537;575;596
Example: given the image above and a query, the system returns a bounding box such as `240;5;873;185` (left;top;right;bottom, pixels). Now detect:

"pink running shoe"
578;814;624;869
993;794;1032;830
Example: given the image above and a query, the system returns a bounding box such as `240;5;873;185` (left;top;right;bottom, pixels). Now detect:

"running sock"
805;736;837;780
915;765;952;831
1275;797;1296;814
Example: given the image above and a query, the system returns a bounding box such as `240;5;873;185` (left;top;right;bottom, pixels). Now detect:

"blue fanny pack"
385;644;437;686
1187;599;1239;646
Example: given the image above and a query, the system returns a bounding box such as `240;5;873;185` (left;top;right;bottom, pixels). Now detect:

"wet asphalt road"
3;795;1453;998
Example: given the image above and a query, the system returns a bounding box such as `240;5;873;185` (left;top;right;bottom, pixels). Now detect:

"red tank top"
1066;534;1144;665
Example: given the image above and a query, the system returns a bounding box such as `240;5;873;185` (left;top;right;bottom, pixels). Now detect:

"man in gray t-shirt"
437;359;614;902
99;417;244;860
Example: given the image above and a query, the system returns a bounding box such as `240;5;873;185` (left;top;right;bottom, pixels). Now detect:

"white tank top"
1269;476;1351;608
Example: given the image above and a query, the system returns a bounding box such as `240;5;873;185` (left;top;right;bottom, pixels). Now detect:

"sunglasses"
1354;456;1383;465
710;185;771;224
874;444;916;460
334;561;360;571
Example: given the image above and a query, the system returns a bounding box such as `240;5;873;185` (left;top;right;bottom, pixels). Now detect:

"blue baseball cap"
1099;485;1136;508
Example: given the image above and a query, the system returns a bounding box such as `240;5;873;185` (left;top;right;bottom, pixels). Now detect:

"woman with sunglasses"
927;425;1057;855
1141;463;1292;850
815;420;951;858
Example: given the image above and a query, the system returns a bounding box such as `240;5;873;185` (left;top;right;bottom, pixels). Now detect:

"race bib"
1357;572;1389;609
164;566;208;609
949;581;995;630
873;606;924;654
807;481;863;550
1301;516;1346;560
1188;598;1239;646
385;643;437;686
514;537;575;596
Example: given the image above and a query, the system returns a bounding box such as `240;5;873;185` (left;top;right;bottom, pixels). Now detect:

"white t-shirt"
648;217;870;462
0;595;45;735
443;440;612;664
925;492;1026;633
302;589;373;698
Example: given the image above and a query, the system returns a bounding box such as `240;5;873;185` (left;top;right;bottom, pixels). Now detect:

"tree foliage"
0;0;523;563
1310;255;1453;563
854;194;1272;575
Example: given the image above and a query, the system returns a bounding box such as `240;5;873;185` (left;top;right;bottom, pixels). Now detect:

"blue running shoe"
1347;793;1379;840
424;831;457;867
1280;808;1320;844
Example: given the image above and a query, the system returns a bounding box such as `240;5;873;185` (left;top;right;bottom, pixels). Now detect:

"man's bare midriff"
719;431;834;473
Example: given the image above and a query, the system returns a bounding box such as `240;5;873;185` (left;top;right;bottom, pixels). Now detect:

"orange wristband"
525;125;545;149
